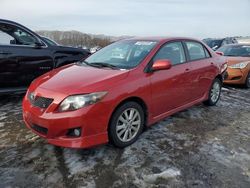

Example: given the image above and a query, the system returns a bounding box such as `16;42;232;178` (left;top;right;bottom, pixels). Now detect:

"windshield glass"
83;40;158;69
218;45;250;57
42;37;58;46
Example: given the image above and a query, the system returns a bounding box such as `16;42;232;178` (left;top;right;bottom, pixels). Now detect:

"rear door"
183;41;217;100
150;41;193;117
0;21;53;90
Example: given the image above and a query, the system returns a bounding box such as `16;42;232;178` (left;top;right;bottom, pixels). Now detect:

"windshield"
42;37;58;46
83;40;158;69
217;45;250;57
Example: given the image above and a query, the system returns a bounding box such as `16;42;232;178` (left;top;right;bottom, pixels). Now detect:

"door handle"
185;68;190;72
210;62;214;65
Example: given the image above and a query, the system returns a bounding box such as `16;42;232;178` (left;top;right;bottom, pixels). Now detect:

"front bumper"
223;67;249;85
22;88;110;148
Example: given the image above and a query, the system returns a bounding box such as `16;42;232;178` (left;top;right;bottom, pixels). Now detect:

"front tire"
204;78;222;106
108;102;145;148
245;72;250;88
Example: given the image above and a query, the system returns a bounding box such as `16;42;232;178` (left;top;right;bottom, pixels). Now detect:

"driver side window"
0;23;37;46
153;42;186;65
14;28;37;46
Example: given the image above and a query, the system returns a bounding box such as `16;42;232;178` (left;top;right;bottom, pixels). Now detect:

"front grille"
28;93;53;109
231;76;242;80
31;124;48;135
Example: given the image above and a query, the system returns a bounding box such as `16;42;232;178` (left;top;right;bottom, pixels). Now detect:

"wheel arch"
108;96;148;131
215;74;223;83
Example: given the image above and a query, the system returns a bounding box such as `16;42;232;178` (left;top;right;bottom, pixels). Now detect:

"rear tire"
108;102;144;148
245;72;250;88
204;78;222;106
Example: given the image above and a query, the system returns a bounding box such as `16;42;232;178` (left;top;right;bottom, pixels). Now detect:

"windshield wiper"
90;62;119;69
78;60;100;67
78;61;119;69
77;60;87;65
80;60;91;66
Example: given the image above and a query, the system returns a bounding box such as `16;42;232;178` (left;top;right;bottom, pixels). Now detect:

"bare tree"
37;30;112;48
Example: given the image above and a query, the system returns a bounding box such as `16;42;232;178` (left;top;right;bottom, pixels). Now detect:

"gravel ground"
0;86;249;188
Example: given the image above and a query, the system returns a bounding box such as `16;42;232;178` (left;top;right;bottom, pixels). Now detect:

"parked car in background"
23;37;227;149
217;44;250;87
203;37;237;51
0;19;90;94
90;46;101;53
236;37;250;44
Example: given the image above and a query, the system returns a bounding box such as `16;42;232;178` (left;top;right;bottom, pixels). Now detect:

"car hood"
51;45;90;54
33;64;129;95
226;56;250;66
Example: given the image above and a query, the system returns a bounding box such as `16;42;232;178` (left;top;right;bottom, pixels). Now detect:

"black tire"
108;101;145;148
245;72;250;88
203;78;222;106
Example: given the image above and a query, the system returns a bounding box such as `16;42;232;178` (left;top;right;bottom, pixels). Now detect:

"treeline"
37;30;112;48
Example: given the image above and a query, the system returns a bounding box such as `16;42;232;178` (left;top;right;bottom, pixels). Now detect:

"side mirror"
152;59;172;71
216;51;224;56
34;40;45;49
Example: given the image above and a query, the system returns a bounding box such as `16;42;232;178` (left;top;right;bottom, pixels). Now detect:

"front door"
0;22;53;90
149;41;193;117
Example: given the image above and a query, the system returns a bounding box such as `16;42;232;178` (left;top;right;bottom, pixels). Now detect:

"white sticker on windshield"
135;41;156;45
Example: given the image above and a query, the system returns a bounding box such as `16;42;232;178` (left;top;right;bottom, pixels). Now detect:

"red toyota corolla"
23;37;227;148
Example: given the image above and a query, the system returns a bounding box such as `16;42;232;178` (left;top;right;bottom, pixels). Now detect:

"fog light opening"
74;128;81;136
67;127;81;137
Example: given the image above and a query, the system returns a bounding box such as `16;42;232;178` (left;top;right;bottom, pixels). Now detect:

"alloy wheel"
211;81;221;103
116;108;141;142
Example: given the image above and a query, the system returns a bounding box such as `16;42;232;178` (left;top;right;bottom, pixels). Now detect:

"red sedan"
23;37;227;148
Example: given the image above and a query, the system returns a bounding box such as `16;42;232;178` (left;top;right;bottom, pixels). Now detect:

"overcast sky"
1;0;250;38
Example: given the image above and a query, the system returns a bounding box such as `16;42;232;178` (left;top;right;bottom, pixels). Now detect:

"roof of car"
0;19;22;26
123;36;200;42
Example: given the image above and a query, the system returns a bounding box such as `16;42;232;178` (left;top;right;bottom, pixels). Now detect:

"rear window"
186;41;207;60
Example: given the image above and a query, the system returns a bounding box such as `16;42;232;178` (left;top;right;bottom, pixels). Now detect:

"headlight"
58;92;107;112
221;63;228;73
229;61;249;69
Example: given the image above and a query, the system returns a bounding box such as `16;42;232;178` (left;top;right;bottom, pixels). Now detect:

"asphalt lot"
0;86;250;188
